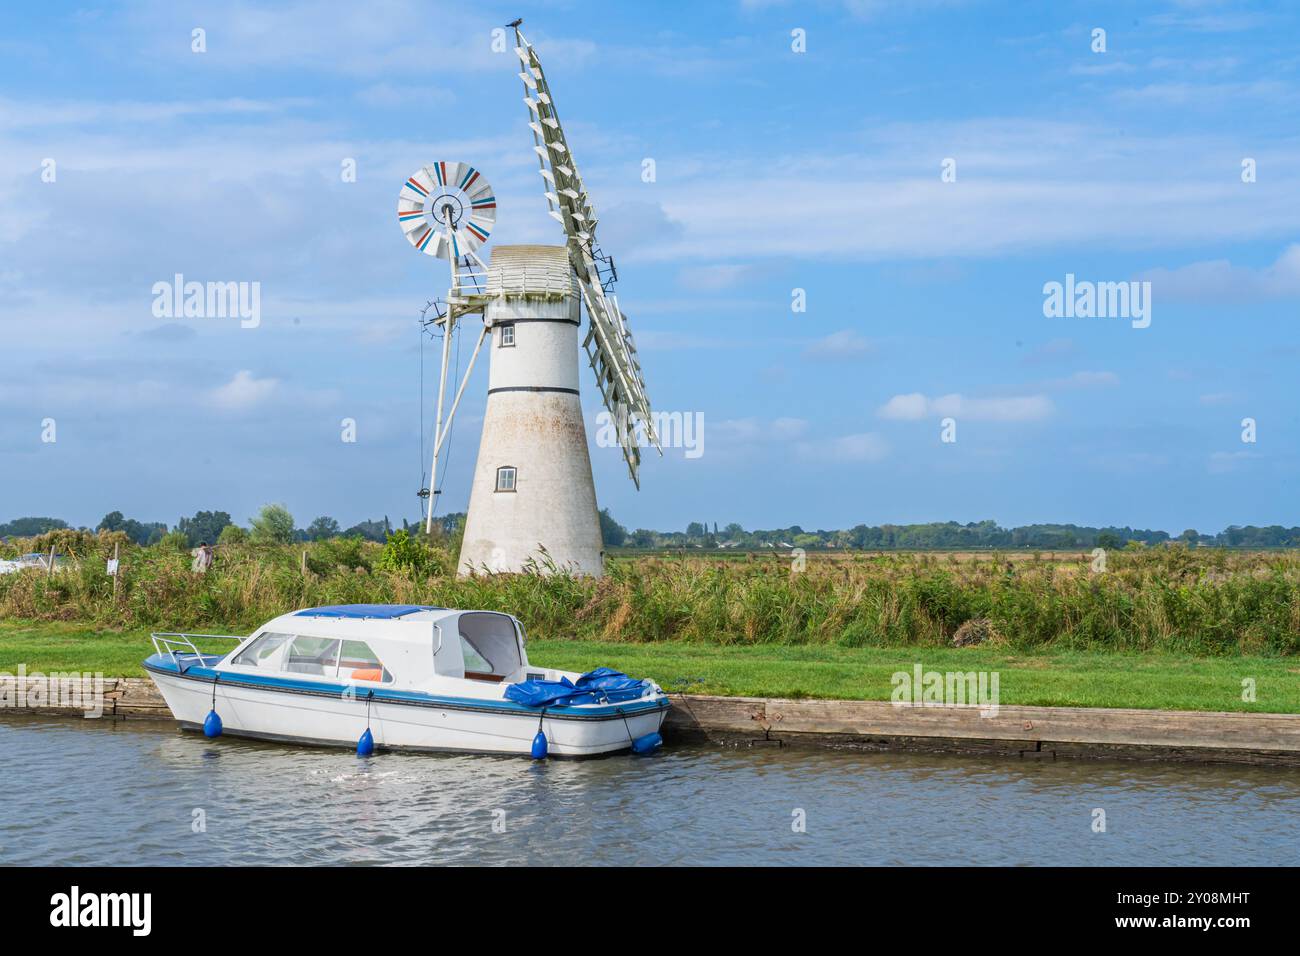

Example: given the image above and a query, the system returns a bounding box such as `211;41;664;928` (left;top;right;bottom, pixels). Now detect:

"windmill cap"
488;245;575;296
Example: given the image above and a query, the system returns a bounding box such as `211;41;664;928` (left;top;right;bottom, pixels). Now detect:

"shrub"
309;536;370;573
250;504;295;545
159;530;191;552
218;525;248;547
375;530;440;576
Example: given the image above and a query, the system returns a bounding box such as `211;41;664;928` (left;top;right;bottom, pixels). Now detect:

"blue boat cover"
505;667;651;708
294;604;443;619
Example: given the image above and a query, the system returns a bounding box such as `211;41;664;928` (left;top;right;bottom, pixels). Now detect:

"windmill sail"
513;28;661;487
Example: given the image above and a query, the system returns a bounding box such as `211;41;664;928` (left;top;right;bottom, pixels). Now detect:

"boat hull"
146;665;669;757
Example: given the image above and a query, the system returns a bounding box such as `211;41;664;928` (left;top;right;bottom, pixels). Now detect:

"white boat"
144;604;669;757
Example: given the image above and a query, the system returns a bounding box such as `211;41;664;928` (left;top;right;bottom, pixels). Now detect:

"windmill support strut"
425;309;454;534
433;323;489;462
425;316;489;534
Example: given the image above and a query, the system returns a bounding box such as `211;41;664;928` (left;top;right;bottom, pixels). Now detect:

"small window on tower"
499;323;515;347
495;466;517;492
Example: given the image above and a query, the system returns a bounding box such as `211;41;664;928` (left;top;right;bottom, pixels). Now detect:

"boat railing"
151;632;244;672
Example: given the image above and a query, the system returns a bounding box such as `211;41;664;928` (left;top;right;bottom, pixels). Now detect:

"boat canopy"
295;604;445;620
224;606;531;689
433;611;524;681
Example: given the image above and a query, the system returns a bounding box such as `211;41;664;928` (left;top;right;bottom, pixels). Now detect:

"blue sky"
2;0;1299;534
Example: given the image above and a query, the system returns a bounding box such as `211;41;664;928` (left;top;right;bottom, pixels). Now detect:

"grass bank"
2;620;1295;714
3;533;1297;713
3;532;1300;655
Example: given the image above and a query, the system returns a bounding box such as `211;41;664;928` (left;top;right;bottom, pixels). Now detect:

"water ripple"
3;716;1297;866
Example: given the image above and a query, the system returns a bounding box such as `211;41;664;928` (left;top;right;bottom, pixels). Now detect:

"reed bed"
2;531;1297;656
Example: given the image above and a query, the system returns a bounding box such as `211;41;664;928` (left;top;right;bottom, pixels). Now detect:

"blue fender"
356;727;375;756
631;732;662;755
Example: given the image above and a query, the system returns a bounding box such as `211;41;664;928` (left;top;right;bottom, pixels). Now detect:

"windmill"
399;22;660;577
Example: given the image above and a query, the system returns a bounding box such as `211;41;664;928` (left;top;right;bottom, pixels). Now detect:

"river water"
3;715;1295;866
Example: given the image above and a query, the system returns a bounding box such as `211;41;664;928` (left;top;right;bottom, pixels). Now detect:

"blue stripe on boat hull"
144;656;670;723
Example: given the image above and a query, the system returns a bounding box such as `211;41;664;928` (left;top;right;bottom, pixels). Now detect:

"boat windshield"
231;632;293;669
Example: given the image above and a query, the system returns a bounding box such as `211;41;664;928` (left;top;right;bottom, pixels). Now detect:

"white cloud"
1113;80;1290;106
1199;392;1236;406
354;84;453;109
713;416;809;444
0;106;546;346
598;201;685;255
1148;10;1271;33
676;264;758;292
0;96;302;130
1021;338;1079;366
787;430;890;463
802;330;874;360
1045;370;1119;389
353;318;410;346
0;371;175;411
634;330;734;351
1069;61;1137;76
877;392;1053;422
1148;55;1241;74
771;417;810;440
1141;244;1300;301
877;392;929;420
122;0;501;77
209;370;278;410
791;0;972;20
827;432;890;462
1208;450;1257;473
619;121;1300;263
10;98;1300;332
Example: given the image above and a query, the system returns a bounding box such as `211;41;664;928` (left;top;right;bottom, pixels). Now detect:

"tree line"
0;509;461;547
4;510;1299;551
598;515;1300;550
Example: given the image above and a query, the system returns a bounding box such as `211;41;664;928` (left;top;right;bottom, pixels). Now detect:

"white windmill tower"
400;23;660;577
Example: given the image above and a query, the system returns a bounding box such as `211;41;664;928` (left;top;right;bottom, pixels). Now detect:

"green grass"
2;620;1295;714
0;621;243;677
6;533;1300;656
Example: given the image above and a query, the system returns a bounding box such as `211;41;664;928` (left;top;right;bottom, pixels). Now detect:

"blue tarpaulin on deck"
505;667;651;708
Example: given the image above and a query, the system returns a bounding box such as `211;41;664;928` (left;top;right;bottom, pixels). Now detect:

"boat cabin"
221;605;542;690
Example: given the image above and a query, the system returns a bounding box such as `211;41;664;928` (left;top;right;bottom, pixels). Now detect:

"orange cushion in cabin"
351;669;383;682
